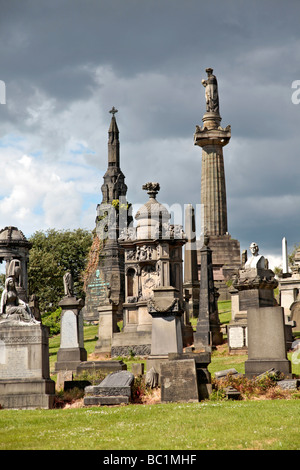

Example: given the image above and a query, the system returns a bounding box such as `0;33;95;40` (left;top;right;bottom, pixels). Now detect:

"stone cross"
109;106;118;117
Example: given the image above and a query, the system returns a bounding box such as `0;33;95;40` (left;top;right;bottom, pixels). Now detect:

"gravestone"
245;306;292;378
160;352;211;403
161;359;199;403
55;274;87;373
84;370;134;405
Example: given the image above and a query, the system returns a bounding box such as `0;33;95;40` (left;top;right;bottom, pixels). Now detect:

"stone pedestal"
228;261;278;352
245;306;291;378
111;299;152;357
146;287;184;376
0;323;55;409
95;303;119;354
55;296;87;373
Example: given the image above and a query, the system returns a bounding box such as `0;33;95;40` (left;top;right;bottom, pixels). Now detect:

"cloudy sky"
1;0;300;268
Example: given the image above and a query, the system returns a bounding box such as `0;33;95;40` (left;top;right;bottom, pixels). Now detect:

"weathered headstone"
160;352;211;403
84;370;134;405
245;306;292;378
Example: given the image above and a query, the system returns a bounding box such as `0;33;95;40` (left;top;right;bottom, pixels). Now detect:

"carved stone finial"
142;182;160;199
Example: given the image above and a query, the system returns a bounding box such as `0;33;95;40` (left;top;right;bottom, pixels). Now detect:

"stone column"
200;144;228;236
194;69;241;302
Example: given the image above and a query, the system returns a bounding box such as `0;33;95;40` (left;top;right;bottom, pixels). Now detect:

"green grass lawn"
1;300;299;451
0;400;299;450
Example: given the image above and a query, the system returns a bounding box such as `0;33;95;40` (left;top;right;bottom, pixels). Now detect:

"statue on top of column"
202;68;219;114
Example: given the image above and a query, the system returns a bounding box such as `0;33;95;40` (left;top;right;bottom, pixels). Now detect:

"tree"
28;228;93;314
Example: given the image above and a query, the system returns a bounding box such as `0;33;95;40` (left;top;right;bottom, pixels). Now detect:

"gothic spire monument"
194;69;241;299
84;108;132;329
101;107;127;204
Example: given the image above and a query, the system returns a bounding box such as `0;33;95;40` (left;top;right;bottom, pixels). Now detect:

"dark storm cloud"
1;0;300;262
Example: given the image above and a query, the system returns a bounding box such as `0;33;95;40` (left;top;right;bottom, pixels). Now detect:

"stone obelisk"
194;68;241;299
183;204;200;318
194;234;223;351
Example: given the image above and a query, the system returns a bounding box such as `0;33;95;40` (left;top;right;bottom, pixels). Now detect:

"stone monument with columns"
111;182;193;357
194;68;241;300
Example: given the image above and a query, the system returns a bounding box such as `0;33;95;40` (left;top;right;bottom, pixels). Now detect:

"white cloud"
0;148;95;236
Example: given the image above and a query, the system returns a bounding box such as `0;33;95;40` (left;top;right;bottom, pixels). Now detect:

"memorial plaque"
160;359;199;403
228;325;245;348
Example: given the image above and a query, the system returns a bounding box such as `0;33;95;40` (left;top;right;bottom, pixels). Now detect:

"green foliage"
0;273;5;298
28;228;93;314
211;371;292;401
41;307;61;336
